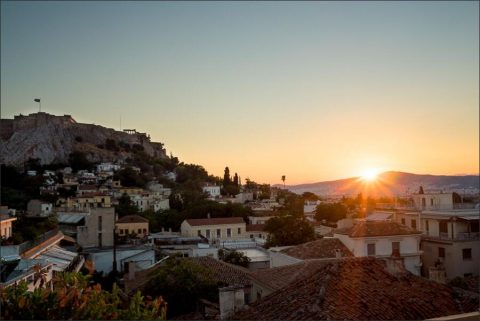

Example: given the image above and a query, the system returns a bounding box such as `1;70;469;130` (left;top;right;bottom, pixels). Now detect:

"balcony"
425;231;479;241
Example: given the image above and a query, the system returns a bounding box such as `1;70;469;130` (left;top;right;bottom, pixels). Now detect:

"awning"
458;216;480;221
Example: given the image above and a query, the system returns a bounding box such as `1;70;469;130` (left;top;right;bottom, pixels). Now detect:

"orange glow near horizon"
360;169;381;182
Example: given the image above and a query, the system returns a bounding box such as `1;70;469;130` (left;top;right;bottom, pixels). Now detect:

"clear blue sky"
1;1;478;184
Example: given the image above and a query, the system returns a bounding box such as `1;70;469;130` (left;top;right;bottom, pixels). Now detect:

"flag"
34;98;40;103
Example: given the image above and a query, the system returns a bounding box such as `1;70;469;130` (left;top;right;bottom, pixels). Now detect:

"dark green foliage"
315;202;348;222
264;215;315;247
218;249;251;268
0;165;46;209
9;215;58;244
105;139;119;152
142;256;218;318
223;167;231;187
115;193;139;217
114;167;147;187
302;192;319;201
68;151;94;172
74;136;83;142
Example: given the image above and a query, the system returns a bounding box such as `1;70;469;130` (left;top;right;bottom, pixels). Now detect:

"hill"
0;112;167;167
277;171;480;197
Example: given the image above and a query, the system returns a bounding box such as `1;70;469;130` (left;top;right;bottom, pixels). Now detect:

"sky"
1;1;479;185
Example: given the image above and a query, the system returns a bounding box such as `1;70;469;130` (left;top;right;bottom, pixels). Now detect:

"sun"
360;168;380;181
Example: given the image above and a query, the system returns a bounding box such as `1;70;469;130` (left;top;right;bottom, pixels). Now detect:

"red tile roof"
280;238;353;260
185;217;245;226
246;224;265;232
188;256;251;287
117;214;149;224
236;258;479;320
335;221;422;238
250;259;335;291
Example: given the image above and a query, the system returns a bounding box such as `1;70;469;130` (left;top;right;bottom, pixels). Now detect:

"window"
143;228;147;234
421;198;426;208
425;220;429;232
438;247;445;258
471;221;479;233
238;228;241;234
198;230;202;236
250;234;254;238
98;216;102;231
217;229;221;238
119;229;124;235
430;198;434;206
138;229;142;234
401;218;405;225
392;242;400;255
244;292;251;305
462;248;472;260
227;228;232;237
98;233;102;248
367;243;376;256
439;221;448;233
411;219;417;229
206;229;210;238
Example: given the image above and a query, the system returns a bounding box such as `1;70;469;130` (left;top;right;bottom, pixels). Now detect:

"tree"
315;203;347;223
68;151;93;172
142;256;219;318
223;167;231;188
114;167;147;187
418;186;424;194
218;249;251;268
233;173;239;186
115;193;138;217
302;192;319;201
0;272;166;320
264;215;315;247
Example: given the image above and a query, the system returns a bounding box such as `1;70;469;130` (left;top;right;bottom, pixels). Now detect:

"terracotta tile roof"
246;224;265;232
188;256;251;287
334;221;422;237
117;214;149;224
125;256;250;294
236;258;479;320
249;259;335;291
185;217;245;226
78;184;97;190
280;238;353;260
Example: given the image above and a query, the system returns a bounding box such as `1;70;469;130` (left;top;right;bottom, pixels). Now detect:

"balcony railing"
456;232;479;240
426;231;479;241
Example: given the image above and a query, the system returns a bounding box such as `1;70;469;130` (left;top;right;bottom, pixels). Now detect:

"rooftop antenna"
120;114;122;131
34;98;41;112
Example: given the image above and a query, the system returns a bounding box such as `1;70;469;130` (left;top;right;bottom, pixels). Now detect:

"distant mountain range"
276;171;480;197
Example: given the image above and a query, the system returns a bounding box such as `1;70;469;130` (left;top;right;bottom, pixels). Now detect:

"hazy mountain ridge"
0;112;167;167
277;171;480;196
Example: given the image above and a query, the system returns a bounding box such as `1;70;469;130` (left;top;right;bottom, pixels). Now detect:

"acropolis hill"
0;112;167;167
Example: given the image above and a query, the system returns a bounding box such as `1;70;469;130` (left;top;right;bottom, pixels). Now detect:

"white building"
27;200;53;217
334;221;423;275
181;217;246;241
96;163;121;173
202;185;221;198
412;192;454;211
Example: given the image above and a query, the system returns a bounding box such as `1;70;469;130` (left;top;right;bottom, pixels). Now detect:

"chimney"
128;261;136;280
335;249;342;259
207;213;211;219
161;227;165;232
384;256;407;276
168;227;172;233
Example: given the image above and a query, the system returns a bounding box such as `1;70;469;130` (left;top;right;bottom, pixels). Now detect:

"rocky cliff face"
0;112;167;166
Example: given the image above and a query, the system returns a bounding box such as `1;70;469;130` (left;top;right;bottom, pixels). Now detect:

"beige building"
57;207;115;248
116;215;149;238
61;193;111;209
180;217;246;241
0;214;16;239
